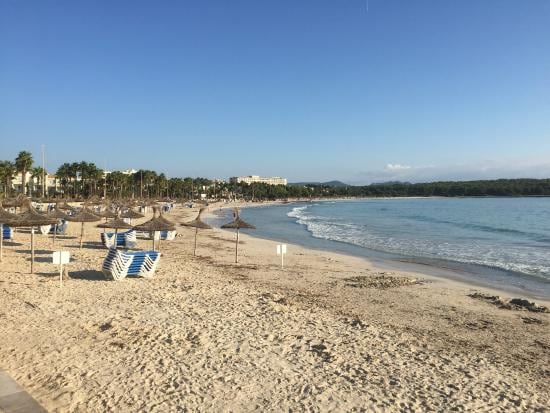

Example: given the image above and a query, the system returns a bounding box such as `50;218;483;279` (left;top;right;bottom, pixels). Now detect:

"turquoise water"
211;198;550;298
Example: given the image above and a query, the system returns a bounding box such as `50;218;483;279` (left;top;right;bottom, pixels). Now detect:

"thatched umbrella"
97;218;133;250
12;203;57;273
66;208;101;249
120;209;144;224
221;209;256;263
134;209;176;251
83;195;103;207
181;207;212;256
55;200;73;211
0;206;20;262
157;210;175;227
95;208;119;230
95;208;118;220
2;194;28;210
47;208;70;244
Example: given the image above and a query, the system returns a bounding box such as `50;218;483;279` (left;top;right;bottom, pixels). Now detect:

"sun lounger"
39;224;52;235
135;230;176;241
51;221;68;235
101;249;161;281
1;225;13;240
100;230;137;249
159;230;176;240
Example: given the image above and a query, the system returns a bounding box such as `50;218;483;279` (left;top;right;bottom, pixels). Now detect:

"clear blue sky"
1;0;549;183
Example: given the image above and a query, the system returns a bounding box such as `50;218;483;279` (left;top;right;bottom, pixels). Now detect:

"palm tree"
15;151;33;195
87;164;103;196
30;166;46;197
0;161;16;196
56;163;72;196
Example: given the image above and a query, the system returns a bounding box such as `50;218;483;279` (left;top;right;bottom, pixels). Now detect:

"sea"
208;198;550;299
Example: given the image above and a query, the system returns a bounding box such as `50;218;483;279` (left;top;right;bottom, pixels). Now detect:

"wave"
287;207;550;280
405;214;547;243
287;205;308;218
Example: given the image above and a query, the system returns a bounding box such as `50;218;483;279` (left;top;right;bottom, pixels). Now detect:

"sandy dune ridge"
0;205;549;412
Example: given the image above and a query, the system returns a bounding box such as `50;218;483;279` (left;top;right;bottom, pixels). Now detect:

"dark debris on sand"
344;274;422;290
468;292;549;313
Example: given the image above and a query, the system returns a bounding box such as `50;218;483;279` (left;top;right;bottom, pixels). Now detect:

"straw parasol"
0;206;20;262
95;208;119;229
97;218;133;249
221;209;256;263
2;194;28;210
66;208;101;249
181;207;212;256
83;195;103;207
133;208;175;251
12;202;57;273
120;209;144;224
55;200;73;211
157;210;175;227
47;208;70;244
95;209;118;220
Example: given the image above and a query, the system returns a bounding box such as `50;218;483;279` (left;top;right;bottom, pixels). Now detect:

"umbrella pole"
53;223;57;244
152;233;155;251
114;228;118;250
235;228;239;263
194;227;198;256
80;222;84;249
31;226;35;274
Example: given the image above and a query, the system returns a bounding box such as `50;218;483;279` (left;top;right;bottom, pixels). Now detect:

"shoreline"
208;200;550;302
0;204;548;411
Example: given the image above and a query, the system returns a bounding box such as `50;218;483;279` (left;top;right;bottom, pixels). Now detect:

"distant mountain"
370;181;411;186
289;180;350;187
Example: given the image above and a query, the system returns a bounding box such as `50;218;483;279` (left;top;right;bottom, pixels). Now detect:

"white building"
229;175;287;186
103;169;138;178
11;172;59;194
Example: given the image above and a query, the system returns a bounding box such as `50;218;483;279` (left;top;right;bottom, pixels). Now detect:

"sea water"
211;198;550;298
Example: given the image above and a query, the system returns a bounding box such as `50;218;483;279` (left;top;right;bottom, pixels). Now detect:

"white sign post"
53;251;70;287
276;244;287;268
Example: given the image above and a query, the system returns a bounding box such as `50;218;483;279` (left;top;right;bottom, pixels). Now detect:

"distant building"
103;169;138;178
229;175;287;186
12;172;60;194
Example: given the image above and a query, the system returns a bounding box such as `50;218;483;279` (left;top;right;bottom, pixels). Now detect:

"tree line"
0;151;214;199
230;178;550;200
1;150;549;200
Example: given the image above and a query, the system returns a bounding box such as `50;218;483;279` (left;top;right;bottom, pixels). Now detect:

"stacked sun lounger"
102;249;161;281
100;230;137;249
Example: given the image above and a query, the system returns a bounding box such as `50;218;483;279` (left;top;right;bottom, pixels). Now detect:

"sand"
0;204;549;412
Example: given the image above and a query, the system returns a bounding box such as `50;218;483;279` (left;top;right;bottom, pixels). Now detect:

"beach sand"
0;204;549;412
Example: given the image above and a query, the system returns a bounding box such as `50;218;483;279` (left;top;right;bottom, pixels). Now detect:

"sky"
1;0;549;184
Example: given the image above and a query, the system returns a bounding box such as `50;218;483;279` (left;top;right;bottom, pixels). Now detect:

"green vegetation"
225;179;550;200
1;150;549;200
